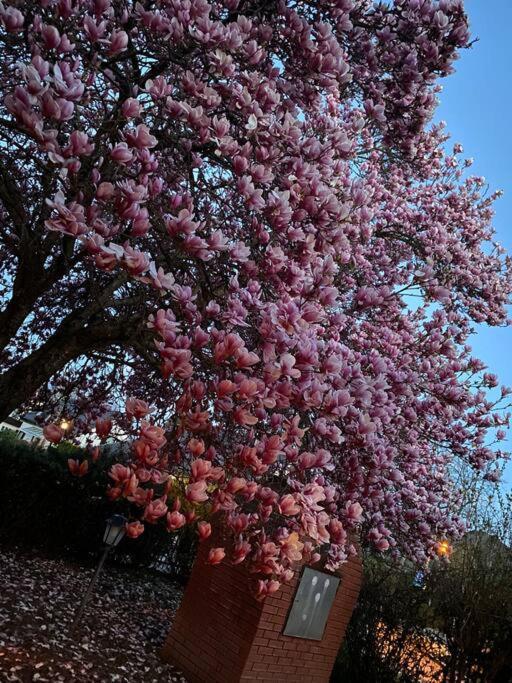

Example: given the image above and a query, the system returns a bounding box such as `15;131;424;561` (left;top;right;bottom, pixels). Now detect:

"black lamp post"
102;513;127;548
72;514;127;631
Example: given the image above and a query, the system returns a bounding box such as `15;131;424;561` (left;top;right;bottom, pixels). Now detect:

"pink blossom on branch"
1;0;511;596
207;548;226;565
125;521;144;539
43;423;63;444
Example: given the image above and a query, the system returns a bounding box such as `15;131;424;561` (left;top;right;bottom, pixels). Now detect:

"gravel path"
0;547;188;682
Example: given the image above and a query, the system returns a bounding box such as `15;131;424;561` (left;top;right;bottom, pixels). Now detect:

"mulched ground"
0;546;188;682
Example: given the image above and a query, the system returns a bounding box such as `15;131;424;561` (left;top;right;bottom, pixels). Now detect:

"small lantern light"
103;514;127;547
60;419;71;432
72;513;127;631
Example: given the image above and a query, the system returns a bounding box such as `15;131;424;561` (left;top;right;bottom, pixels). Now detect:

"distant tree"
334;485;512;682
427;530;512;682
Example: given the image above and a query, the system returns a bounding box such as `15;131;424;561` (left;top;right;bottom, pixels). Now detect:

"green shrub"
0;433;196;578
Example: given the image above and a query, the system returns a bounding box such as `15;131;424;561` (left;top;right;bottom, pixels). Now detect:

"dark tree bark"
0;268;144;421
0;318;137;422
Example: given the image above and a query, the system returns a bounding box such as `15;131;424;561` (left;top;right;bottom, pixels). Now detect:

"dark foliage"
0;432;196;580
331;540;512;683
331;557;418;683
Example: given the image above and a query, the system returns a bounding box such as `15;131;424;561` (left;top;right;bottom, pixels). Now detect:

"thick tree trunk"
0;319;133;423
0;268;136;421
0;246;72;354
0;285;43;354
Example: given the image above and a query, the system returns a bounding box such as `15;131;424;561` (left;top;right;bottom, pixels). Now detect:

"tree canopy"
1;0;510;595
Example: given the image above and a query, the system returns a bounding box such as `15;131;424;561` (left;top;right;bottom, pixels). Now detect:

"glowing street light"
436;540;452;557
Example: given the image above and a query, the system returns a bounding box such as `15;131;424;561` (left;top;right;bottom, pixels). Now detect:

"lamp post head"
103;514;127;547
72;513;127;632
436;540;452;558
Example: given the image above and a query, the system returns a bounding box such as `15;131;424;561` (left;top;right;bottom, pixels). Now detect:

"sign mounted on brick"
282;567;340;640
161;538;363;683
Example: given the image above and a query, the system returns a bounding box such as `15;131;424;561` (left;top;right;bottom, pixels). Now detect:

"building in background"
0;412;47;446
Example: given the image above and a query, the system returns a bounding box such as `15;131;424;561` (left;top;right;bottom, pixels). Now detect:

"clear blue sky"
434;0;512;486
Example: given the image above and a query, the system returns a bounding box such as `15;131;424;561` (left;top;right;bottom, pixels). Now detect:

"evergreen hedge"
0;431;195;579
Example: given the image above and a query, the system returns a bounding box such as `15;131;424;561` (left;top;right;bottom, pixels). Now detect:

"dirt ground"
0;546;188;682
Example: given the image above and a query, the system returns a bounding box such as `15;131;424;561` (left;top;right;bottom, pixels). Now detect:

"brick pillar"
161;542;362;683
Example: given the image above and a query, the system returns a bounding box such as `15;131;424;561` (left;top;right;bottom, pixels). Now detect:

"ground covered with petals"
0;547;187;682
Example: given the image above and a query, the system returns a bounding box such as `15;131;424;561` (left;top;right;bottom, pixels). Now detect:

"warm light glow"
60;420;70;431
376;620;487;681
376;621;450;681
436;540;451;557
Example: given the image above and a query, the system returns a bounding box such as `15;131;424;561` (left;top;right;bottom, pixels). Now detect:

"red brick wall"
161;543;363;683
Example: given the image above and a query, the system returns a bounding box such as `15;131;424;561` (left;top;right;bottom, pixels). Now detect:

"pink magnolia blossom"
186;480;209;504
125;521;145;538
190;458;211;481
255;579;281;601
109;463;131;484
125;124;157;150
2;0;509;599
43;423;63;444
139;422;166;449
166;510;186;531
187;438;205;457
123;246;150;276
232;540;251;564
143;498;168;523
197;521;212;541
280;532;304;564
345;502;364;524
122;98;141;119
279;494;300;517
68;459;88;477
207;547;226;565
111;143;133;164
226;477;247;495
126;397;151;419
107;29;128;55
1;6;24;31
95;417;112;440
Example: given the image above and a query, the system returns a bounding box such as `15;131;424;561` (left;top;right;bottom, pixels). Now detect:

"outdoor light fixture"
436;540;452;557
72;514;127;631
103;514;127;548
60;419;70;431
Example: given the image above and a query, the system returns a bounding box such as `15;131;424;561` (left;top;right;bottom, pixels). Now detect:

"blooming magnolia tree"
1;0;511;596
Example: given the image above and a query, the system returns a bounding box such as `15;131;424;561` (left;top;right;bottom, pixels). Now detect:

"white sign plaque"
283;567;340;640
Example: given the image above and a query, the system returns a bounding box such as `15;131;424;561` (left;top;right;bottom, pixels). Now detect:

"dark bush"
330;556;417;683
0;432;196;579
331;540;512;683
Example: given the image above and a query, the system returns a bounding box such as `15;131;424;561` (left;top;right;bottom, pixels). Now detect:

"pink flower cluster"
3;0;510;596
